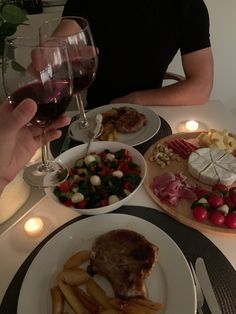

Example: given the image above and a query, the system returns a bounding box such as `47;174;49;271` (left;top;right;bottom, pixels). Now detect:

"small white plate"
86;103;161;146
17;214;196;314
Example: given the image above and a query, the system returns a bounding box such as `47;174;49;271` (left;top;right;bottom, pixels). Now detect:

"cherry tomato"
225;212;236;229
76;199;87;209
229;187;236;196
230;193;236;206
64;200;73;207
59;181;70;192
208;194;224;209
210;211;225;226
192;206;208;222
223;196;235;210
195;187;210;199
212;183;228;195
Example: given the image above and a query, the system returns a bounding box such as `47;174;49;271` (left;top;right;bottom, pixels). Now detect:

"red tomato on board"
225;212;236;229
208;194;224;209
192;206;208;222
210;211;225;226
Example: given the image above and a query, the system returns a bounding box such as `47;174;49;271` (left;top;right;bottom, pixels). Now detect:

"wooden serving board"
144;132;236;236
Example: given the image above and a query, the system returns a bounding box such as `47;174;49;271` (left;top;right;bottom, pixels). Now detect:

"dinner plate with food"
144;128;236;235
17;214;196;314
85;103;161;146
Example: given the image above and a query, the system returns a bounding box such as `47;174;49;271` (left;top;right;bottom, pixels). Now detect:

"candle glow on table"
185;120;199;131
24;217;44;237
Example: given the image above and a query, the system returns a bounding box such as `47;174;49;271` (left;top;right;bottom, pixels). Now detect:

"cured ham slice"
151;172;196;205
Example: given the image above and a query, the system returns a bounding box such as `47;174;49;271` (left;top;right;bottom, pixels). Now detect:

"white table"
0;99;236;303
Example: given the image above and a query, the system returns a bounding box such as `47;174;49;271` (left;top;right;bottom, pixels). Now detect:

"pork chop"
115;107;147;133
87;229;158;299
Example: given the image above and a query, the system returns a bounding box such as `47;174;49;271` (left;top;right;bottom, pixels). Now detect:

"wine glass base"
23;161;68;188
68;118;101;143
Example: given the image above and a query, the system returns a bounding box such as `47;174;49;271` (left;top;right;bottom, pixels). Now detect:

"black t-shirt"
63;0;211;108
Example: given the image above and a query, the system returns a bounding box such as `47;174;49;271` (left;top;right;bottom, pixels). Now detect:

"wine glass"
2;36;73;187
39;16;99;143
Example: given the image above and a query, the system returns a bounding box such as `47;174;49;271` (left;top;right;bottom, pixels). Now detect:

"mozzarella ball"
106;153;115;161
71;192;84;204
90;175;101;186
108;195;120;204
217;204;229;215
112;170;123;178
84;155;96;165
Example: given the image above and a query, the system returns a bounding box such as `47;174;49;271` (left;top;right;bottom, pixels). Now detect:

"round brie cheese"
188;148;236;186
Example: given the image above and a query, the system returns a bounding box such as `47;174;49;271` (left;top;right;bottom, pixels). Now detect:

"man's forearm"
130;78;212;106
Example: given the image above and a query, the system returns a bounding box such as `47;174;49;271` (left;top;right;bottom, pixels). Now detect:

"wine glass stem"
38;129;53;172
75;93;89;128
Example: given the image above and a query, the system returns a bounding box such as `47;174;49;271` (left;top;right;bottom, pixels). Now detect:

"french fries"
99;310;123;314
73;286;101;313
132;298;164;311
98;121;118;141
110;298;161;314
50;250;163;314
64;250;91;269
58;281;87;314
86;278;113;310
59;267;91;286
51;286;64;314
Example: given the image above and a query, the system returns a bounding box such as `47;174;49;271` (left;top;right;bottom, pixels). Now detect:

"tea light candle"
185;120;199;131
24;217;44;237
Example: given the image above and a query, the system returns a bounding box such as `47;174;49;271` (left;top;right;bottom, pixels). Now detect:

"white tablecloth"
0;99;236;302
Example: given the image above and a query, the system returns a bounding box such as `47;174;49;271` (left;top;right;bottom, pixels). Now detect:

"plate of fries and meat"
85;103;161;146
17;214;196;314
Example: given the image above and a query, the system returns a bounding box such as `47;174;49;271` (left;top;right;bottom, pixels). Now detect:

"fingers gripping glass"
39;16;100;143
2;37;73;187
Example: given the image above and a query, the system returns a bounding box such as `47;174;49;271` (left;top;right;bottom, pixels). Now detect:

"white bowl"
45;141;147;215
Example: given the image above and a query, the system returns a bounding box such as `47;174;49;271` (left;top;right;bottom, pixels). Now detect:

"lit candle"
185;120;199;131
24;217;44;237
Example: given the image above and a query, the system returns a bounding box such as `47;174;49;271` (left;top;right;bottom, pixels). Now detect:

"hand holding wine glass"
39;16;99;143
2;36;73;188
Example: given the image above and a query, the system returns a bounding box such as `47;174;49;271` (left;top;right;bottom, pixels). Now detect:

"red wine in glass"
39;16;99;142
72;58;97;95
10;80;72;127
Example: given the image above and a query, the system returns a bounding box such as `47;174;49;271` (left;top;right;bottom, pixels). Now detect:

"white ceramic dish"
45;141;146;215
17;214;196;314
86;103;161;146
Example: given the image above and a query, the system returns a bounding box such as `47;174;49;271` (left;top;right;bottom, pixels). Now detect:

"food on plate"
53;149;142;209
165;137;197;159
150;172;197;206
149;143;180;168
99;121;118;141
190;183;236;228
197;128;236;153
188;147;236;186
63;250;91;270
87;229;159;299
145;130;236;233
51;230;163;313
98;107;147;141
51;286;64;314
114;107;147;133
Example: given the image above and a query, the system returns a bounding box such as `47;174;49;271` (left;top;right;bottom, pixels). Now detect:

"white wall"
168;0;236;114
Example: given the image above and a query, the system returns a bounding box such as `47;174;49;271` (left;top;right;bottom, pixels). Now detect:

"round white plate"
17;214;196;314
86;103;161;146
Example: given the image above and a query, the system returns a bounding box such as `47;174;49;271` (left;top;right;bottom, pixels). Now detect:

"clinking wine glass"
2;36;73;187
39;16;99;143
